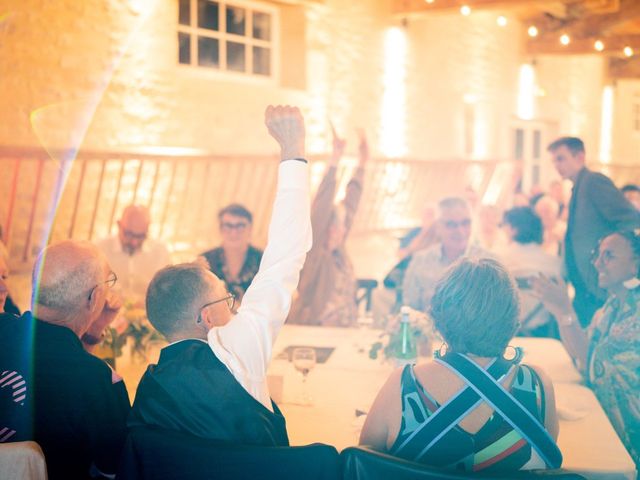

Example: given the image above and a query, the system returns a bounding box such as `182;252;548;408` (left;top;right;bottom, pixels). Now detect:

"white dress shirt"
207;160;312;411
96;236;171;303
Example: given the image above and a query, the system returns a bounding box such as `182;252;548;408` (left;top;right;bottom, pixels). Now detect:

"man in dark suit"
0;241;130;479
548;137;640;326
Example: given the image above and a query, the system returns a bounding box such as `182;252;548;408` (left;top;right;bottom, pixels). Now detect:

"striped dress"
390;362;547;473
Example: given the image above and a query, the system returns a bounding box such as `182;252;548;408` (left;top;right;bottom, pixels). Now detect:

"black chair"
355;278;378;313
117;427;340;480
341;446;586;480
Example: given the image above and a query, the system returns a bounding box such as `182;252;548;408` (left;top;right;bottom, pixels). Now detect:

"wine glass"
291;347;317;406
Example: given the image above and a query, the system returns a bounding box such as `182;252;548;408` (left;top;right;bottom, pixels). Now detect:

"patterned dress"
390;362;548;473
587;286;640;467
201;246;263;302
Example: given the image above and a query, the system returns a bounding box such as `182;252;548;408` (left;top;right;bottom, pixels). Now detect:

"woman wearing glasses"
532;229;640;467
199;204;263;305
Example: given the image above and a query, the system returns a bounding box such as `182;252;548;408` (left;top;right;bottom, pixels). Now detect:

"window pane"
253;46;270;75
179;0;190;26
533;130;541;159
198;0;219;31
226;5;245;35
252;11;271;40
198;36;219;68
514;128;524;160
227;41;245;72
178;32;191;64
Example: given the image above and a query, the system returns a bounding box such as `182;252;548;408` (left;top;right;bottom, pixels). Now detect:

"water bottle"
398;306;416;361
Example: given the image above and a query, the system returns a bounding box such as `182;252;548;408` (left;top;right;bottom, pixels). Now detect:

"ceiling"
391;0;640;78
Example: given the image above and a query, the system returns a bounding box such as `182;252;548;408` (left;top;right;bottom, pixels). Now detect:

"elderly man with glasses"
128;105;312;446
0;240;130;479
96;204;171;305
402;197;493;312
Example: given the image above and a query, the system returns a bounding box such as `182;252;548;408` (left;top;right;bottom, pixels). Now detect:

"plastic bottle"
398;306;416;361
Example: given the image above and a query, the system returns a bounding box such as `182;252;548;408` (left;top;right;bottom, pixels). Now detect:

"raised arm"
342;129;368;234
208;105;312;379
310;124;345;246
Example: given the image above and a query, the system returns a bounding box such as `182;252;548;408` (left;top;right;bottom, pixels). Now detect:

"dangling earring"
435;342;448;359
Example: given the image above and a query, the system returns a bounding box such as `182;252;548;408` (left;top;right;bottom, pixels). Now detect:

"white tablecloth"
270;325;637;480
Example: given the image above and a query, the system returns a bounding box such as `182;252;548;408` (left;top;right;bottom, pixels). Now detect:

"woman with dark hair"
360;257;560;473
500;206;561;337
199;204;263;304
533;230;640;467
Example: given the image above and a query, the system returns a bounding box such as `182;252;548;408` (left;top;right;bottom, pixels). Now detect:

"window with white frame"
178;0;276;77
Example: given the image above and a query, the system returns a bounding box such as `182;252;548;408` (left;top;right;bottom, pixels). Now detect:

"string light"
624;46;634;57
528;26;539;37
560;34;570;46
497;16;507;27
460;5;471;16
425;0;435;3
594;40;604;52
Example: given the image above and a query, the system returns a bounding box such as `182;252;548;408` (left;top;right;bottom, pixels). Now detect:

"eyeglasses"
196;293;235;323
443;219;471;230
220;222;249;231
121;228;147;241
88;271;118;301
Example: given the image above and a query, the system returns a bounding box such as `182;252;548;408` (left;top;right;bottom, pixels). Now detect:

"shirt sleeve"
207;160;312;384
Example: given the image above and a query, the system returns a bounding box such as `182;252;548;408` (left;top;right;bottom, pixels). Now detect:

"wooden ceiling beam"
608;55;640;78
532;0;640;37
526;34;640;54
391;0;569;16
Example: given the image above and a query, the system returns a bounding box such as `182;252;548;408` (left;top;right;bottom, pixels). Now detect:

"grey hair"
146;263;213;338
31;253;103;315
437;197;469;217
429;257;520;357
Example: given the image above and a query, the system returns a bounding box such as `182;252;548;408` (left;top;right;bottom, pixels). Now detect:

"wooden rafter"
391;0;569;16
526;34;640;54
609;55;640;78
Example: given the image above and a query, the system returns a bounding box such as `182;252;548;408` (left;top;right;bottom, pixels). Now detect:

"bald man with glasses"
128;105;312;446
97;204;171;305
0;240;130;479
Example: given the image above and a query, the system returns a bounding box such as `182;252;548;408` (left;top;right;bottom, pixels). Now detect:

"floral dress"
587;286;640;467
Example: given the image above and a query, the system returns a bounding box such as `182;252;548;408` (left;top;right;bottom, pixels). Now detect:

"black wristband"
281;157;308;164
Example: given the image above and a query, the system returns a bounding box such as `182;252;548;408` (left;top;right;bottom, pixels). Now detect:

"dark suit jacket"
565;167;640;300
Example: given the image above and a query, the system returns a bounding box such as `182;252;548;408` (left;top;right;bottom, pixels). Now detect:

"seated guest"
533;195;566;256
199;204;263;304
500;206;561;337
533;230;640;467
0;241;130;479
128;105;311;445
361;258;560;473
97;204;171;304
288;126;369;327
402;197;491;311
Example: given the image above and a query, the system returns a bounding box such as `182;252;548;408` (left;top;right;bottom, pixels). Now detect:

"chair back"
341;446;586;480
0;441;48;480
117;427;340;480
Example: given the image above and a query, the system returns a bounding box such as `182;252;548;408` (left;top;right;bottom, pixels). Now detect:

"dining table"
268;325;637;480
117;324;637;480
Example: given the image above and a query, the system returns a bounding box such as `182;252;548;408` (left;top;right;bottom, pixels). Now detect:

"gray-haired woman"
360;257;559;473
